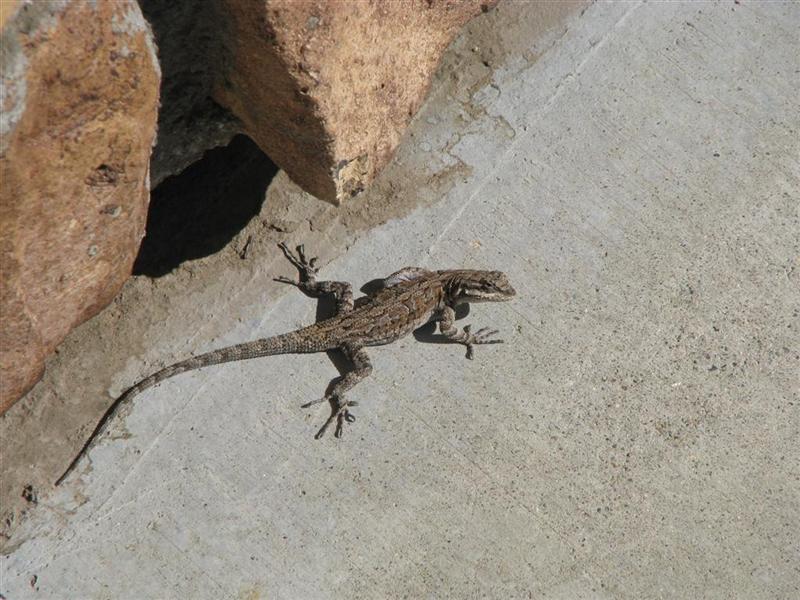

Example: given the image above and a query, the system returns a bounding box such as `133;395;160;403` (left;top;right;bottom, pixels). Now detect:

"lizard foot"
276;242;319;284
463;325;503;360
312;397;357;439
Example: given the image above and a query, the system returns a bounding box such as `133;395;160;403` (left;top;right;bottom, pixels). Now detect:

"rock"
213;0;496;203
0;0;160;412
138;0;241;188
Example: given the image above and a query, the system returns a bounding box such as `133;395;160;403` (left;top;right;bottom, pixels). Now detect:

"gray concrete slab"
2;1;798;598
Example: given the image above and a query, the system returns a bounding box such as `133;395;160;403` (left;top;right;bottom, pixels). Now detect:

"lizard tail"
55;329;326;486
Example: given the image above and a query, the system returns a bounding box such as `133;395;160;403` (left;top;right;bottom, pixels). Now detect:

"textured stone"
138;0;241;188
213;0;496;203
0;0;160;412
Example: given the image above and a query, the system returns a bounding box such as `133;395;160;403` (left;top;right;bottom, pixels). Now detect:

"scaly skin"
56;243;516;486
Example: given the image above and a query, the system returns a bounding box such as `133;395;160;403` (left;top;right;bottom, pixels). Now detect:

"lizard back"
314;276;446;346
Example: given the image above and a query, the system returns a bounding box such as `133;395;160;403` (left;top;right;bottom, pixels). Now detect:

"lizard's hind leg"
310;343;372;439
275;242;354;315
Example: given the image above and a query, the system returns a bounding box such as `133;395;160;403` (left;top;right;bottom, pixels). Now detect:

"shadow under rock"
133;135;278;277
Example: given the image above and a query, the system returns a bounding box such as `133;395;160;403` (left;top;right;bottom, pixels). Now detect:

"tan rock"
0;0;160;412
213;0;495;203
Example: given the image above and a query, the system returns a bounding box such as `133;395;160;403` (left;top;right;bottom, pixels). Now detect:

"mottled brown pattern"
0;0;160;411
212;0;497;202
56;245;515;485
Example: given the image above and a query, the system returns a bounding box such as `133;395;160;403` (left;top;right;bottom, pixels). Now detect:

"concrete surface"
2;1;799;598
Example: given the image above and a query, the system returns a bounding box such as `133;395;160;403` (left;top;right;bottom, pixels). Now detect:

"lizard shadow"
412;304;470;344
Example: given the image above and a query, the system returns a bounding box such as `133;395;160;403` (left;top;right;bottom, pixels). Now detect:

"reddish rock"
0;1;160;412
213;0;496;203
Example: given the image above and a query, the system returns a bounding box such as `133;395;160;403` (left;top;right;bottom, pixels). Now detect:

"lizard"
55;242;516;486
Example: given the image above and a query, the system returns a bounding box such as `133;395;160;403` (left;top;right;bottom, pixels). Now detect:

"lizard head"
446;270;516;304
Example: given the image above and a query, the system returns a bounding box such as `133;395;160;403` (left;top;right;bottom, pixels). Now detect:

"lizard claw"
302;397;358;409
335;409;356;438
301;396;327;408
310;397;356;439
278;242;320;280
473;327;502;343
314;406;355;440
463;325;504;360
274;275;299;287
296;244;309;265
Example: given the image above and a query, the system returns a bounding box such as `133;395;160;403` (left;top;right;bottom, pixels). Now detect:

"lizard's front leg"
304;343;372;439
275;242;354;315
438;305;503;360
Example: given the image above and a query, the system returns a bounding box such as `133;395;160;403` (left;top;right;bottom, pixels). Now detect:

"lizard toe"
334;406;355;438
472;328;502;344
301;396;329;409
274;275;299;286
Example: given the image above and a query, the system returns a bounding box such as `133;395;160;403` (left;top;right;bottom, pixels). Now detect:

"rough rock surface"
138;0;241;188
0;0;160;412
214;0;496;203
